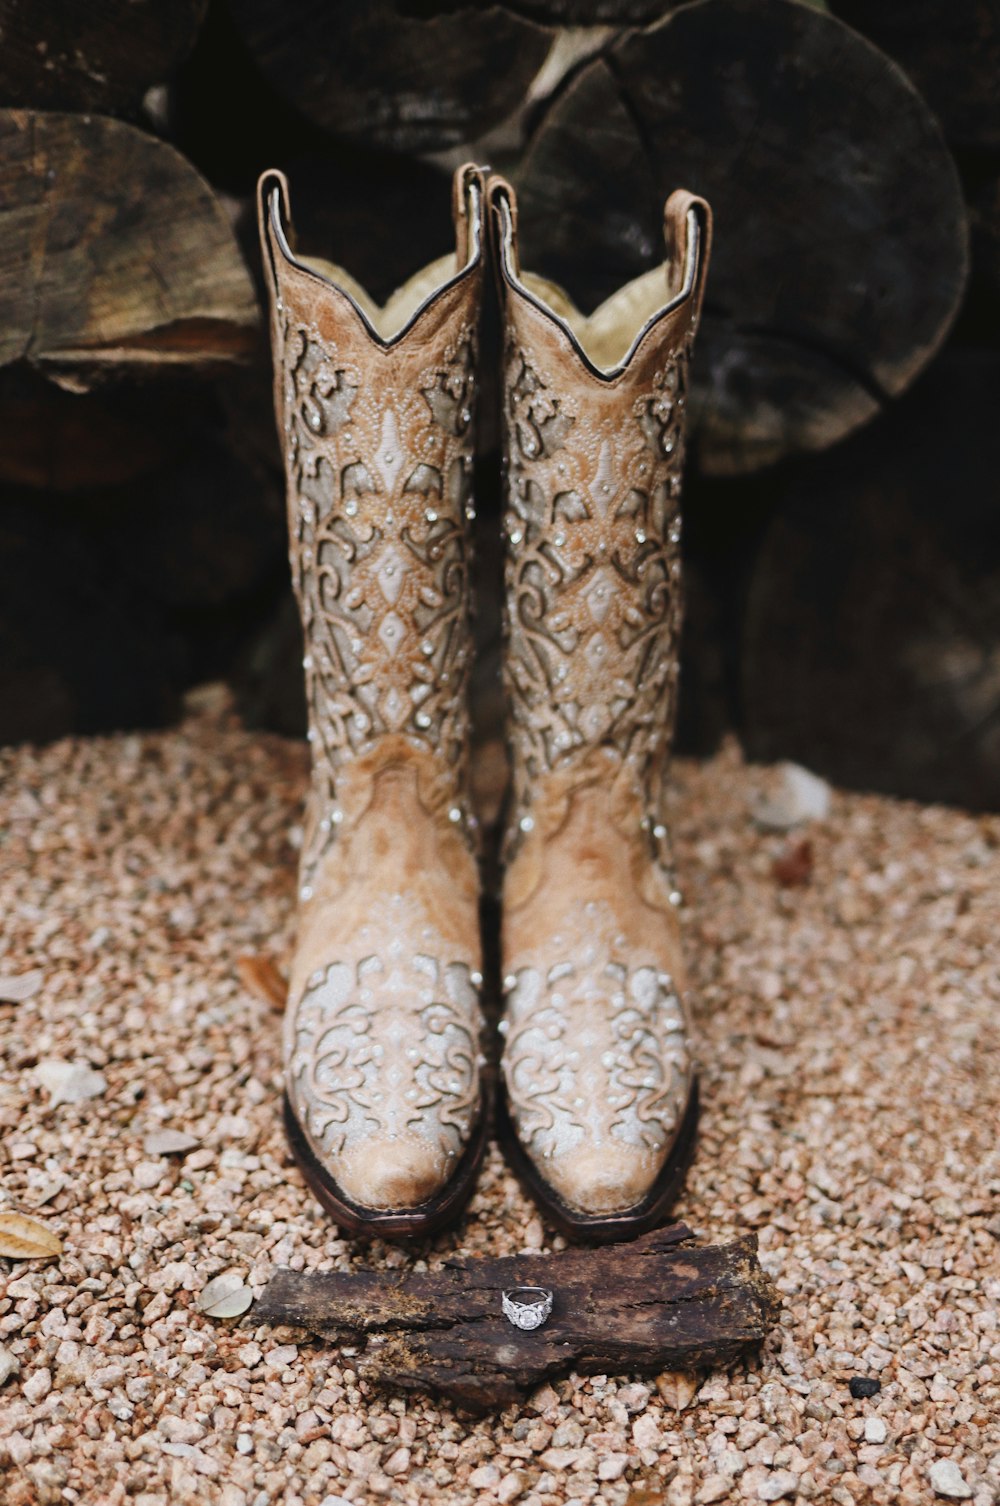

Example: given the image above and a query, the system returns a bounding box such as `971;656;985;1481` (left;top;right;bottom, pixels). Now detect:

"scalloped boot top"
257;164;490;1237
490;175;713;1238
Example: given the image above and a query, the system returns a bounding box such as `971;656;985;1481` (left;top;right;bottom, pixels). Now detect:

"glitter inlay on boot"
490;176;712;1237
258;165;489;1235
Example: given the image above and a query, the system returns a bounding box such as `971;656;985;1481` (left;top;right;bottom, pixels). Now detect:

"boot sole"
283;1080;493;1241
496;1076;700;1244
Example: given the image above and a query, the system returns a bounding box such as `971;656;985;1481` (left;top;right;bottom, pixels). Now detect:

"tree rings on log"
0;111;259;380
228;0;553;154
514;0;969;475
255;1225;779;1411
742;351;1000;809
0;0;209;117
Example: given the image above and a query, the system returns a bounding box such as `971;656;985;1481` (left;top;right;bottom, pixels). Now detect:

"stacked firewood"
1;0;997;807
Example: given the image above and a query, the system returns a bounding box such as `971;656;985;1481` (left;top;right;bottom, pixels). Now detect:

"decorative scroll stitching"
500;900;691;1160
288;895;482;1162
281;320;479;896
500;328;697;1176
501;334;694;871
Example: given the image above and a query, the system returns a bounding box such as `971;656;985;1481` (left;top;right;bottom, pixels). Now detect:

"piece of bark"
228;0;552;154
0;111;259;381
0;0;208;117
514;0;969;475
255;1225;779;1410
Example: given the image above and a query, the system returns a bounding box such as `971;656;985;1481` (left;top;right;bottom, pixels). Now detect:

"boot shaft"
490;179;712;867
257;167;486;893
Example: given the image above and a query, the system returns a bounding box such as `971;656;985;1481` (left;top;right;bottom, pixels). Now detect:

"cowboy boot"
257;164;490;1238
490;176;712;1240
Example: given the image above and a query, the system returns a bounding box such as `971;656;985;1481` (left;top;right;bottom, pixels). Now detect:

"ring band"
502;1286;553;1330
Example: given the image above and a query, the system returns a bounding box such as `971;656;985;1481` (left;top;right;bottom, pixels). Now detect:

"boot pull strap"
486;173;520;295
663;189;713;320
257;168;294;307
452;162;485;270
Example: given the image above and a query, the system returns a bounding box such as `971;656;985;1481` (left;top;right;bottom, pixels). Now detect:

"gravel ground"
0;691;997;1506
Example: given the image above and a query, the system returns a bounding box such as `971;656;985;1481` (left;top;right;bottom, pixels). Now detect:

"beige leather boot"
490;176;712;1240
258;164;489;1238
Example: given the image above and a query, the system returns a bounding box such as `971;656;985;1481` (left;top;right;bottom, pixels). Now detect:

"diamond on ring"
502;1286;553;1331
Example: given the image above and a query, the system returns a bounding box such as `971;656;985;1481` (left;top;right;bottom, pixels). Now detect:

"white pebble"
758;1471;799;1501
928;1459;972;1499
33;1058;107;1106
22;1366;51;1404
133;1160;166;1190
142;1129;199;1156
752;761;831;831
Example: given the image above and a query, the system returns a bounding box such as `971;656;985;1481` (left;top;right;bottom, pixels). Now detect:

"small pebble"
752;762;831;830
928;1459;973;1499
142;1129;199;1156
0;969;44;1003
758;1470;799;1501
33;1058;107;1106
864;1416;887;1444
133;1160;166;1190
497;1469;530;1503
697;1477;733;1505
848;1376;881;1399
22;1366;52;1404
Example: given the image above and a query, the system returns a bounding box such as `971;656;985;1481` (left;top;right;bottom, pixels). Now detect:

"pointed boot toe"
543;1142;662;1216
336;1135;450;1212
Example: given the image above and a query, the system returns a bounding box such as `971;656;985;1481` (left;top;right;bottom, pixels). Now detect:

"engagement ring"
502;1286;553;1330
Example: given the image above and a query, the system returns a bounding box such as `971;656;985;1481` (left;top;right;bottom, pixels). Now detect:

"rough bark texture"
256;1226;779;1410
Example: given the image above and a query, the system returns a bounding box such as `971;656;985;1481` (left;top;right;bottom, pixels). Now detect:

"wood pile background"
1;0;998;808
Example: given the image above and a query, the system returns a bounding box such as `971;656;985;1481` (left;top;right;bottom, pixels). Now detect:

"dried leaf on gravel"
198;1274;254;1319
33;1058;107;1106
655;1371;700;1411
0;1211;63;1259
236;953;287;1011
0;969;43;1003
142;1129;199;1157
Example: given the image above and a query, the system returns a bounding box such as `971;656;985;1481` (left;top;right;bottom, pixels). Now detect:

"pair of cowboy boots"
257;163;712;1241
